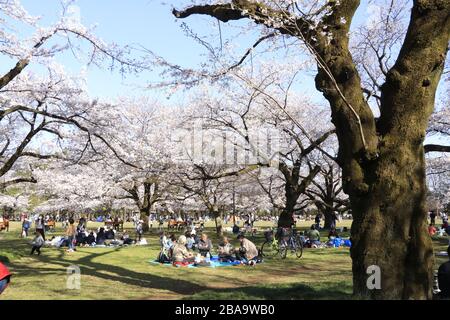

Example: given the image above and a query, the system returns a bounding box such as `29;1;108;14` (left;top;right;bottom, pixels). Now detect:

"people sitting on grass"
326;227;341;247
77;220;86;234
105;227;115;240
307;224;321;248
30;231;45;256
429;224;437;237
197;233;212;257
218;236;235;262
76;229;88;246
86;231;96;246
121;232;134;245
172;235;195;266
96;227;106;245
235;234;259;266
444;221;450;236
185;232;196;250
159;231;170;250
168;234;176;247
328;227;339;240
438;245;450;299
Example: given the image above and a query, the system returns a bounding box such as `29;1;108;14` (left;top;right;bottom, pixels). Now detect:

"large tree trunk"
214;214;223;236
278;197;296;228
140;208;151;232
323;206;335;230
348;2;448;299
350;145;433;299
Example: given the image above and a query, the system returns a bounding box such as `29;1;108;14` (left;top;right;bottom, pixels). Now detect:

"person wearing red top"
0;262;11;294
428;224;437;236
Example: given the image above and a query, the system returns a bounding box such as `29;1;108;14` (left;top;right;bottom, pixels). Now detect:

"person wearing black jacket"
96;228;106;245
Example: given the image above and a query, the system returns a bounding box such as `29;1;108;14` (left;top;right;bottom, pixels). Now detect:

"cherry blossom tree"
0;0;151;190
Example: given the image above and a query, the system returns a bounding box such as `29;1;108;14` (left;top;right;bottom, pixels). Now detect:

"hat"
237;233;245;239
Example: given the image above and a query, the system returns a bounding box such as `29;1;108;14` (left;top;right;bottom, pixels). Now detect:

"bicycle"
279;230;303;259
260;230;283;258
261;228;303;259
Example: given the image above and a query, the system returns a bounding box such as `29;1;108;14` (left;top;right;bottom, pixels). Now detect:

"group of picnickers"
158;231;261;267
428;211;450;237
20;214;147;256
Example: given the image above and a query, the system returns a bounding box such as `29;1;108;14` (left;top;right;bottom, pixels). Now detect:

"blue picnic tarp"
149;255;243;268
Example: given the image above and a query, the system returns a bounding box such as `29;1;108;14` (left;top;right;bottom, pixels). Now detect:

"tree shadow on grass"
185;281;353;300
7;244;207;296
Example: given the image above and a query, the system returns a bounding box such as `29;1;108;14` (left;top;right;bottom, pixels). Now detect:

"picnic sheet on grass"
149;256;242;268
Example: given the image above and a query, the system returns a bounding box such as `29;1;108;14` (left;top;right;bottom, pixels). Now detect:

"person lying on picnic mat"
235;234;259;266
218;236;235;262
172;235;195;266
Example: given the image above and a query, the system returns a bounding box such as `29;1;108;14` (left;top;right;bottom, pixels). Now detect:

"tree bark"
214;213;223;236
323;206;336;230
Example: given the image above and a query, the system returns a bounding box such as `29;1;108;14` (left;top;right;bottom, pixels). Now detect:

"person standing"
21;217;30;238
136;220;143;242
35;215;45;241
430;211;437;225
314;213;321;230
66;218;77;252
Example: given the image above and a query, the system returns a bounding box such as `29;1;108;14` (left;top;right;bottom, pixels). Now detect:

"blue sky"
16;0;210;100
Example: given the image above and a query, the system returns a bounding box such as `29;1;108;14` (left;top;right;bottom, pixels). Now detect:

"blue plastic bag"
333;238;342;247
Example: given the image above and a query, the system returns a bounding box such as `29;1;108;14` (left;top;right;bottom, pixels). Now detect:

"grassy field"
0;220;448;300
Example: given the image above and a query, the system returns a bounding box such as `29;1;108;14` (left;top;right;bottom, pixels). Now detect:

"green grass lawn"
0;220;448;300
